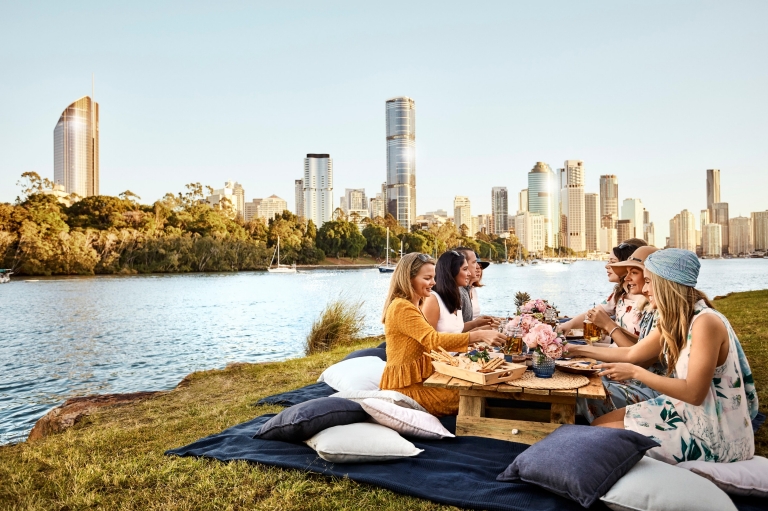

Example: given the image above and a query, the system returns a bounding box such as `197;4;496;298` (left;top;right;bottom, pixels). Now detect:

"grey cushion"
376;341;387;350
497;424;659;508
342;347;387;362
254;397;367;442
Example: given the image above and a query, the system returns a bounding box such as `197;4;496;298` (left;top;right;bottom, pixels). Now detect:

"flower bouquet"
522;322;566;378
518;298;559;325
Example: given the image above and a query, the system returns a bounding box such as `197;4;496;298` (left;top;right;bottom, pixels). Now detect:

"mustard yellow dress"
380;298;470;416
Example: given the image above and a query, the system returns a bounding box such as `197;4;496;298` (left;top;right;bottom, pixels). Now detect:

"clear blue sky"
1;1;766;242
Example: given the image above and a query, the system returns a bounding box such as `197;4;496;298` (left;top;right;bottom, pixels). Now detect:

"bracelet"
608;326;619;338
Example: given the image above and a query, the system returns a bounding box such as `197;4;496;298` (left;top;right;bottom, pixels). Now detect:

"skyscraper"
621;198;645;239
303;154;333;226
729;217;752;255
344;188;367;211
706;169;721;215
669;210;697;251
703;224;722;257
751;211;768;251
54;95;99;197
386;96;416;229
453;196;471;232
712;202;729;254
294;179;304;218
599;175;619;223
491;186;509;235
585;193;599;252
527;162;558;248
206;181;244;218
518;189;528;213
560;160;585;251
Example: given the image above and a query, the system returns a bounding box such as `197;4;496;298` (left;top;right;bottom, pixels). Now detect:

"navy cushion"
254;397;367;442
497;424;659;508
377;341;387;350
342;347;387;362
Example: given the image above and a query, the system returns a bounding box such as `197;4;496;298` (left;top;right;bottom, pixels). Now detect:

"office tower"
54;95;99;197
527;162;559;248
599;175;619;220
244;199;262;222
563;160;584;186
616;220;632;244
700;209;710;233
303;154;333;226
706;169;721;216
294;179;304;218
257;195;288;222
712;202;729;254
561;186;586;251
585;193;599;252
515;212;545;254
599;227;618;254
477;214;492;234
518;189;528;213
729;217;752;255
703;224;722;257
453;196;471;232
233;183;245;219
207;181;244;217
386;96;416;229
669;210;697;251
369;194;386;220
345;188;367;211
751;211;768;251
490;186;509;235
621;198;645;239
339;196;347;213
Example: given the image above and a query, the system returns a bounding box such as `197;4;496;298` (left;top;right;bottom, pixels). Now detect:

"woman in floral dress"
592;249;757;464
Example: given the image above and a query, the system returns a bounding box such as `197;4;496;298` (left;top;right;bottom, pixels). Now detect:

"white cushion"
678;457;768;498
601;457;737;511
330;390;428;413
305;422;423;463
317;356;386;392
360;398;455;440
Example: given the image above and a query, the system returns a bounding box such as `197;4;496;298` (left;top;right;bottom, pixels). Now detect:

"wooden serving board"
431;361;527;385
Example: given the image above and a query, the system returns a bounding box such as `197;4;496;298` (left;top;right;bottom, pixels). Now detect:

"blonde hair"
650;271;713;376
381;253;436;323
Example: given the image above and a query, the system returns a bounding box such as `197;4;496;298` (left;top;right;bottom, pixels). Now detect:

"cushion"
317;356;386;392
376;341;386;350
601;457;737;511
342;347;387;362
678;457;768;498
305;422;423;463
360;398;454;440
330;390;428;413
254;397;367;442
496;425;659;508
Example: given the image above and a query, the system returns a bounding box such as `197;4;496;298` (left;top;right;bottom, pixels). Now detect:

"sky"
1;1;766;243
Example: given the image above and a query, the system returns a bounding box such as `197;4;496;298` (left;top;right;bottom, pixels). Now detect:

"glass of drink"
505;326;523;355
583;320;604;342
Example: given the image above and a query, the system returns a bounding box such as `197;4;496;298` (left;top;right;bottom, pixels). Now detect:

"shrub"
305;296;365;355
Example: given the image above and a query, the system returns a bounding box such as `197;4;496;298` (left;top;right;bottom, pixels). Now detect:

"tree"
16;171;54;202
361;222;388;258
316;220;366;260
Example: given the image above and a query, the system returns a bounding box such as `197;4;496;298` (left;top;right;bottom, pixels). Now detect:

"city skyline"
1;2;767;245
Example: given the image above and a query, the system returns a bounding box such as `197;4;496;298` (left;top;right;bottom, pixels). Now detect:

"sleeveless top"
431;291;464;333
470;287;481;319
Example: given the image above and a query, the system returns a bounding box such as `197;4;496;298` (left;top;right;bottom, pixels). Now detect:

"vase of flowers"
532;350;556;378
523;322;565;378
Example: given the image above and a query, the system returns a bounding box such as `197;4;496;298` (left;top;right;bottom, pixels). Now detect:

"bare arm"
421;294;440;331
559;312;587;332
566;328;663;364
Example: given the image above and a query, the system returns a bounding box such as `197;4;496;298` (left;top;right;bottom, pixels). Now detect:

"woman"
380;253;506;416
591;249;758;464
470;256;490;319
422;251;495;333
560;241;647;346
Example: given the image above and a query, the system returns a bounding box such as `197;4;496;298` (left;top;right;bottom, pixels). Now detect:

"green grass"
1;290;766;510
305;297;365;356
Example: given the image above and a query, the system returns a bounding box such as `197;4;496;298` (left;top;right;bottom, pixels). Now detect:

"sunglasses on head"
616;243;638;250
449;250;461;257
417;253;432;262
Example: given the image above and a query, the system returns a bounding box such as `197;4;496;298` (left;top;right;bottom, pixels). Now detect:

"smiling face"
462;250;478;280
410;263;436;300
643;267;656;309
624;267;645;294
605;255;620;283
454;259;471;287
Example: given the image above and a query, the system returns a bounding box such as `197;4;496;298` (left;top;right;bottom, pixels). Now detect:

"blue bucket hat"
644;249;700;287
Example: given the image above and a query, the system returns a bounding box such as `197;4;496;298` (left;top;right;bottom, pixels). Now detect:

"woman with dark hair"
422;251;493;333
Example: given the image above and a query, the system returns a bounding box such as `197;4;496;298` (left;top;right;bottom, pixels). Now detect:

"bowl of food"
555;357;599;375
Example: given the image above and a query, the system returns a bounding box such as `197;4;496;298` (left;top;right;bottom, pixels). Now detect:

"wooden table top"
423;370;607;400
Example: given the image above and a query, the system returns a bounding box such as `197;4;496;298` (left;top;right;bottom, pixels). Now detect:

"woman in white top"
470;257;490;319
423;250;491;333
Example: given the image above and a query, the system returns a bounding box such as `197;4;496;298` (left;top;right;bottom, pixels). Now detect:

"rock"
27;391;164;442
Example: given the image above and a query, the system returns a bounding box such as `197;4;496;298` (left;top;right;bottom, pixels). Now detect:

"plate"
556;357;599;375
565;328;584;339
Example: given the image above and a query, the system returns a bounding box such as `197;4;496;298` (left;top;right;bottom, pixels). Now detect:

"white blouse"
470;287;481;319
431;291;465;333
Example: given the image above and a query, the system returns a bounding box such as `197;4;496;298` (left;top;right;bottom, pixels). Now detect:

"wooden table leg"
550;403;576;424
458;393;485;417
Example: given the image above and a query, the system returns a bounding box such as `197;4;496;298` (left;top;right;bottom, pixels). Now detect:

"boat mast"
277;236;281;268
386;227;390;266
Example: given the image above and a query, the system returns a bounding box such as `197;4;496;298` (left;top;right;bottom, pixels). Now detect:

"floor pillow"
330;390;427;413
678;457;768;498
317;356;386;392
360;398;454;439
342;347;387;362
305;422;423;463
254;397;367;442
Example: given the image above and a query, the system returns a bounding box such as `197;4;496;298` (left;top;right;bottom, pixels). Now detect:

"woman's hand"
596;362;639;381
469;329;507;347
587;307;615;331
564;343;583;357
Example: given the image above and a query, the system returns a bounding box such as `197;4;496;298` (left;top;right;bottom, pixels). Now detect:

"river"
1;258;766;444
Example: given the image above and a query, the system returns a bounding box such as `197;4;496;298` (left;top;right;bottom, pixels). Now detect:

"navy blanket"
167;414;766;511
255;382;335;407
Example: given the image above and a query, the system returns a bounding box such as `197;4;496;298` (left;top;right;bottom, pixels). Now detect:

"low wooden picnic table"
423;369;606;444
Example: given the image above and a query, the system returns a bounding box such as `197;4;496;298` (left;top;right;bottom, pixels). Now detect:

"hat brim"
608;260;643;275
478;261;491;269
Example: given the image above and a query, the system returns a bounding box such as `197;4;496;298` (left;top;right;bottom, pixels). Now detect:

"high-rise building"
706;169;721;216
453;196;471;232
527;162;559;248
257;195;288;222
303;154;333;226
477;214;492;235
729;217;752;255
563;160;584;186
386;96;416;229
585;193;599;252
294;179;304;218
207;181;244;217
599;227;617;254
369;193;386;220
703;224;722;257
561;185;586;251
621;199;645;239
518;189;528;213
751;211;768;252
669;210;697;251
616;219;632;244
233;182;245;219
345;188;367;211
515;212;545;254
712;202;729;254
599;175;619;221
244;199;262;222
491;186;509;235
54;95;99;197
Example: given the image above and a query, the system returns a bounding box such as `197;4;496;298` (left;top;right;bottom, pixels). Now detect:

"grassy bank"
1;290;766;510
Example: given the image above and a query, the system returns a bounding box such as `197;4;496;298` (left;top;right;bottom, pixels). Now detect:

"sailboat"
502;239;509;264
378;227;396;273
516;242;528;267
267;236;297;273
0;269;13;284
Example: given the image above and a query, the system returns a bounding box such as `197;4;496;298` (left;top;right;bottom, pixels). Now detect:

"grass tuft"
305;296;365;356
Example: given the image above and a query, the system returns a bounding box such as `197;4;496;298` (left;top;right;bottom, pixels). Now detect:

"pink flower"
544;343;563;360
523;323;558;350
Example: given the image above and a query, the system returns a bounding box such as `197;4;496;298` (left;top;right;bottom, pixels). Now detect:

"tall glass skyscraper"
303;154;333;226
54;96;99;197
599;175;619;227
386;97;416;229
527;162;559;249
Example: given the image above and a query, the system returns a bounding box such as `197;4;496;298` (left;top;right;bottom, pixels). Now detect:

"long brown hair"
650;271;714;376
381;253;436;323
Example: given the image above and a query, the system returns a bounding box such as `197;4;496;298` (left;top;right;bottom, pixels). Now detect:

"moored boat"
0;269;12;284
267;236;297;273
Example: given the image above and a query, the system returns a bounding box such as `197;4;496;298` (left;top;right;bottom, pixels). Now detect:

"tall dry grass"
305;296;365;355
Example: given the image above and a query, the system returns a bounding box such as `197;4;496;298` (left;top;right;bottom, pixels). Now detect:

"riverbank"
1;290;766;509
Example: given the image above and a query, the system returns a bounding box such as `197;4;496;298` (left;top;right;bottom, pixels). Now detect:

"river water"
1;259;766;444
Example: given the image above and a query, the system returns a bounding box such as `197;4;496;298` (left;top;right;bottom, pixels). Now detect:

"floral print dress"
624;301;758;464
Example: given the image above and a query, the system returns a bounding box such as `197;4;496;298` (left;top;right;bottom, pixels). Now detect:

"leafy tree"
361;222;388;258
316;220;366;260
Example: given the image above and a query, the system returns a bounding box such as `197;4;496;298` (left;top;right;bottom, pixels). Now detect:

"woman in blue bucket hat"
591;249;758;464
